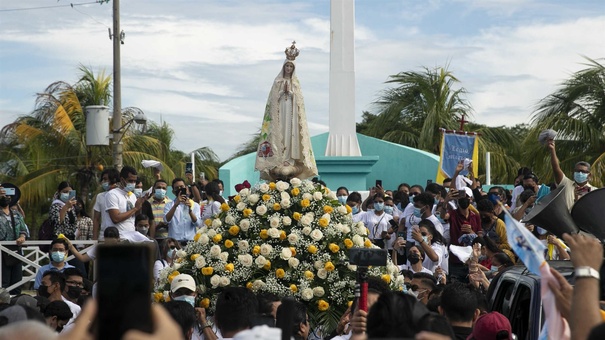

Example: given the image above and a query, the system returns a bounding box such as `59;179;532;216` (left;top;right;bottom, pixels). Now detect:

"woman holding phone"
49;181;78;239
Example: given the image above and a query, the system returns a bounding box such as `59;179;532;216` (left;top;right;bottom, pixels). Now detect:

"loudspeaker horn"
521;184;579;238
571;188;605;242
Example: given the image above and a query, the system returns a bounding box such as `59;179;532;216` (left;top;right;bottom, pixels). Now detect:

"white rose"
238;254;253;267
270;217;280;228
260;244;273;256
287;233;299;244
280;248;292;260
212;219;222;228
334;223;344;232
239;188;250;196
225;215;236;225
322;213;331;223
304;181;315;190
301;288;314;301
219;276;230;287
317;269;328;279
248;194;260;205
326;190;337;200
199;226;208;233
172;262;182;270
313;286;325;297
347;264;358;271
310;229;324;241
313;192;323;201
302;227;312;235
395;275;405;286
314;260;324;270
290;178;302;187
236;202;246;211
255;255;268;268
281;192;290;201
282;216;292;226
302;193;313;201
238;240;250;251
259;183;270;193
176;250;187;258
252;279;265;290
210;245;221;258
207;229;217;238
240;219;250;231
300;215;313;227
342;225;351;234
219;252;229;262
352;234;364;246
280;199;291;208
337;205;348;215
256;205;267;216
210;274;221;288
288;257;300;268
199;234;210;245
195;256;206;269
276;181;290;192
268;228;280;239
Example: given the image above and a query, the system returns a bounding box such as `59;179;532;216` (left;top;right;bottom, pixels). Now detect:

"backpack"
38;218;54;252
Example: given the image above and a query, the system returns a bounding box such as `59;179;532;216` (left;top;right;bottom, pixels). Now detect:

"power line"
0;1;108;13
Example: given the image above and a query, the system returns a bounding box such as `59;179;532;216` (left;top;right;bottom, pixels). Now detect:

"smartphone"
68;190;76;201
95;244;154;339
3;187;15;196
199;172;205;181
375;179;382;188
185;162;193;174
178;187;188;197
388;219;398;228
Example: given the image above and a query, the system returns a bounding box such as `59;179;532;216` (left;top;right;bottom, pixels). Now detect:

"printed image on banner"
439;133;477;178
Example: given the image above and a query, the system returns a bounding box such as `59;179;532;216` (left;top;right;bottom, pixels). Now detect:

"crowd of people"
0;140;603;339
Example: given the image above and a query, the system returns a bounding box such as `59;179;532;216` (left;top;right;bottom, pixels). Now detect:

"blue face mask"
60;193;70;203
384;206;394;215
167;248;175;259
51;251;65;263
133;188;143;198
155;189;166;199
337;196;348;205
574;172;589;183
374;202;384;212
101;182;110;191
352;206;359;215
124;183;136;193
174;295;196;307
490;265;500;273
434;197;439;205
413;207;423;218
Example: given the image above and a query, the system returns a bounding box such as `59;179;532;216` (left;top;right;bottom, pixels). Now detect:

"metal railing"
0;240;97;292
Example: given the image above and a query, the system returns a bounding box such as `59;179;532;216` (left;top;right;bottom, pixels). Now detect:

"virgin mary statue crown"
285;41;299;61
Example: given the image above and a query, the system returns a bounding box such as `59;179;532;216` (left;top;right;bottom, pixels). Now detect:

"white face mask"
219;190;224;196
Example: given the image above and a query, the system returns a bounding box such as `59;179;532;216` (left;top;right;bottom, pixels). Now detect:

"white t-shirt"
201;200;222;222
510;185;524;210
61;295;81;329
397;264;433;274
105;188;137;233
403;213;444;243
360;212;392;241
422;242;448;274
352;210;365;223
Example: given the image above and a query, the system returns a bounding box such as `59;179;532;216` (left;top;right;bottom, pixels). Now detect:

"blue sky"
1;0;604;161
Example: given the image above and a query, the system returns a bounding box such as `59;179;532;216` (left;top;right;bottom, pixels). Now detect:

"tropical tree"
522;57;605;187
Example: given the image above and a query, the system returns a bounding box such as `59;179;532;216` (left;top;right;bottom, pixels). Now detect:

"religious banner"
436;131;479;183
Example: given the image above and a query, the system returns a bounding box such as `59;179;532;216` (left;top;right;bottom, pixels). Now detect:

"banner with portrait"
436;131;479;184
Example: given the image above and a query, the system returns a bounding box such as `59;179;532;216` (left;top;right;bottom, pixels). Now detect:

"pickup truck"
487;261;575;340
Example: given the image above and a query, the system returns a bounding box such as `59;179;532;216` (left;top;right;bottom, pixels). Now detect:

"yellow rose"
228;226;240;236
304;270;314;280
347;300;353;308
200;298;210;308
57;233;67;240
269;182;276;190
323;205;333;214
328;243;340;253
171;270;180;277
273;203;281;211
325;261;335;272
291;187;300;196
381;274;391;284
346;205;352;214
275;268;285;279
318;218;329;228
318;299;330;312
220;203;230;212
262;194;271;201
225;240;234;248
301;199;311;208
279;231;287;240
263;261;271;270
201;267;214;276
243;208;253;217
260;229;269;239
194;233;201;242
344;239;354;249
190;254;201;261
246;282;253;289
364;239;372;248
253;246;261;255
292;212;302;221
153;292;164;303
213;234;223;243
290;284;298;293
234;195;241;203
307;245;317;254
290;247;297;256
225;263;235;272
204;218;212;227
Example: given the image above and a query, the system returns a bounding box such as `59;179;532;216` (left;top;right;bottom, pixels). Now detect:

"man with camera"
164;178;202;245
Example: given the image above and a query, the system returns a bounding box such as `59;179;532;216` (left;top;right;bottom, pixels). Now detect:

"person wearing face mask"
105;166;149;234
154;238;181;284
93;168;119;240
150;179;171;240
547;139;598;210
0;185;28;294
49;181;78;240
165;178;202;245
412;219;448;275
61;268;84;306
74;198;93;243
201;181;226;223
400;193;444;259
396;245;432;275
43;300;73;333
360;193;392;249
34;238;74;290
512;189;538;222
135;214;152;237
336;186;349;205
345;192;364;223
37;271;80;331
476;200;510;251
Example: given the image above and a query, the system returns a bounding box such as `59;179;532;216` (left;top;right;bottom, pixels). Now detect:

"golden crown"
284;41;299;61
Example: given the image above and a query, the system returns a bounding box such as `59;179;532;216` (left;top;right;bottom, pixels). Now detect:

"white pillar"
486;152;491;185
325;0;361;156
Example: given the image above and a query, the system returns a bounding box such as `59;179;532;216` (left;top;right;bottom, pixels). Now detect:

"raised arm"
547;140;565;185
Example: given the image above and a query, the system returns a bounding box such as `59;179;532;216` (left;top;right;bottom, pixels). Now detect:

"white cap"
170;274;196;293
461;187;473;198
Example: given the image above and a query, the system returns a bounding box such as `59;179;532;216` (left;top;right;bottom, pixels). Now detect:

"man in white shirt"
93;168;119;240
105;166;148;234
38;271;80;329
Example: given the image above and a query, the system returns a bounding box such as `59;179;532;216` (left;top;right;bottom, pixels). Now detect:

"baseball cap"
468;311;512;340
170;274;196;293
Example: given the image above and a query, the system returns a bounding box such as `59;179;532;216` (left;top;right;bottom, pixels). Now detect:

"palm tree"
522;57;605;187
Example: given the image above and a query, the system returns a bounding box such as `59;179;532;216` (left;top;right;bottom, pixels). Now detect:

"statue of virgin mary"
255;42;318;181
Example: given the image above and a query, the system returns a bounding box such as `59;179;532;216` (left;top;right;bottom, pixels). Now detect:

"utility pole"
111;0;123;171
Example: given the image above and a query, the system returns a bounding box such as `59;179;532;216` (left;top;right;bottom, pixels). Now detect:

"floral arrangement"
155;178;402;333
